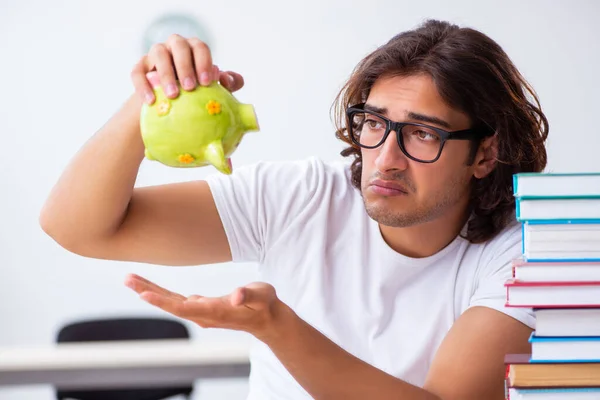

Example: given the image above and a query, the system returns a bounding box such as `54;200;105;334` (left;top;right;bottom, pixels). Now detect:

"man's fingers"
219;70;244;92
140;292;213;322
230;287;246;307
231;283;276;310
167;34;197;91
130;56;155;104
148;42;179;98
126;274;169;290
140;291;185;315
188;38;213;86
124;273;157;293
212;65;220;83
227;71;245;91
218;72;235;91
124;274;185;301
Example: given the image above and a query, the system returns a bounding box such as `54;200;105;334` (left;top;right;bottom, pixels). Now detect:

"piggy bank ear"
146;71;161;89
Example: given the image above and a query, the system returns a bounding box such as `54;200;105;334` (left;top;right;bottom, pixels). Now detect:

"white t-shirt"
205;157;535;400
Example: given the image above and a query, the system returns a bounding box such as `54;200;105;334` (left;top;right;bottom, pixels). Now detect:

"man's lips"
369;179;409;195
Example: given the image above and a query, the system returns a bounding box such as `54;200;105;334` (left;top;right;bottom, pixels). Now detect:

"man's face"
360;74;476;227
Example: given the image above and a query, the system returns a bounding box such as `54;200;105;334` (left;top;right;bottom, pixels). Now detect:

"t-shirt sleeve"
204;157;327;264
468;223;536;329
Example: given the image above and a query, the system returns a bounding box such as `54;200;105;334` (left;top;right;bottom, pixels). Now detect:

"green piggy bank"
140;71;259;174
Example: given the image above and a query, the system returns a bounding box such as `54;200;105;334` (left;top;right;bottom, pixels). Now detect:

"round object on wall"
142;13;212;54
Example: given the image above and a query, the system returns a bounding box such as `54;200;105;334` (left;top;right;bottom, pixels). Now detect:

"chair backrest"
55;317;193;400
57;318;190;342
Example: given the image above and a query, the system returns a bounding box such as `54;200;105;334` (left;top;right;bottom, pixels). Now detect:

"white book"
525;251;600;262
524;222;600;241
530;334;600;361
522;223;600;260
514;261;600;282
505;280;600;307
525;251;600;260
535;308;600;337
517;198;600;221
527;241;600;252
513;172;600;197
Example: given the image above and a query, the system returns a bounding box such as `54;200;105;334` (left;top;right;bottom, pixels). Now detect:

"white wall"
1;0;599;399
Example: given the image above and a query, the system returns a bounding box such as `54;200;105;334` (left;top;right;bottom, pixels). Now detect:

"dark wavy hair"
332;19;548;243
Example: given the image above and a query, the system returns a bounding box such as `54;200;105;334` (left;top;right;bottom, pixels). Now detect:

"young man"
40;19;549;400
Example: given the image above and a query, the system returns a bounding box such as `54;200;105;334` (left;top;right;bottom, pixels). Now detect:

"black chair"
55;317;194;400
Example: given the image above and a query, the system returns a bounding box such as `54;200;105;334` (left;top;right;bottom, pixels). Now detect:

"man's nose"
374;130;409;172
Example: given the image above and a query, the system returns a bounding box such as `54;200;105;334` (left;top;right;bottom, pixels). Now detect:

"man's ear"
472;134;498;179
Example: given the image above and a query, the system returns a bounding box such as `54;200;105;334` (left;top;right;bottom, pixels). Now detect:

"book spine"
525;257;600;263
521;223;525;256
525;219;600;225
507;303;600;309
504;364;511;400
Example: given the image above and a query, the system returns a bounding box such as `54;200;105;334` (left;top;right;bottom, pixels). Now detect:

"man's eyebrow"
363;103;388;115
407;112;452;129
363;103;452;129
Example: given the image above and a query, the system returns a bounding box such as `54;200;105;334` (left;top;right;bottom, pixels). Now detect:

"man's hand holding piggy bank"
132;35;259;174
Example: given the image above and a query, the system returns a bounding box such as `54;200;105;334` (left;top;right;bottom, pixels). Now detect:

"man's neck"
378;203;471;259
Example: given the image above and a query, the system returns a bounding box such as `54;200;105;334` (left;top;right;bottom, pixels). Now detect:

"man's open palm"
125;274;281;339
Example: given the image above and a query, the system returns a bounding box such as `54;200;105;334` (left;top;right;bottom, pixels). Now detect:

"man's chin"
363;200;419;228
366;209;417;228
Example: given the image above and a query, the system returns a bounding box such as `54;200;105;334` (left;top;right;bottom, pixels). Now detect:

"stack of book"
504;172;600;400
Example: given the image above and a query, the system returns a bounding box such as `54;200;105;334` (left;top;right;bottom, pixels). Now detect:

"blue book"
529;334;600;363
515;197;600;222
513;172;600;198
508;387;600;399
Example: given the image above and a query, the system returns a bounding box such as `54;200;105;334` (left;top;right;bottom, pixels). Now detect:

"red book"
504;279;600;308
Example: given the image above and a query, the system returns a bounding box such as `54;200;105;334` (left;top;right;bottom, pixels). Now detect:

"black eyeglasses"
346;103;493;163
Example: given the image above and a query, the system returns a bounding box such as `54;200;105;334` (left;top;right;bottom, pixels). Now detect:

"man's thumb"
231;283;276;309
